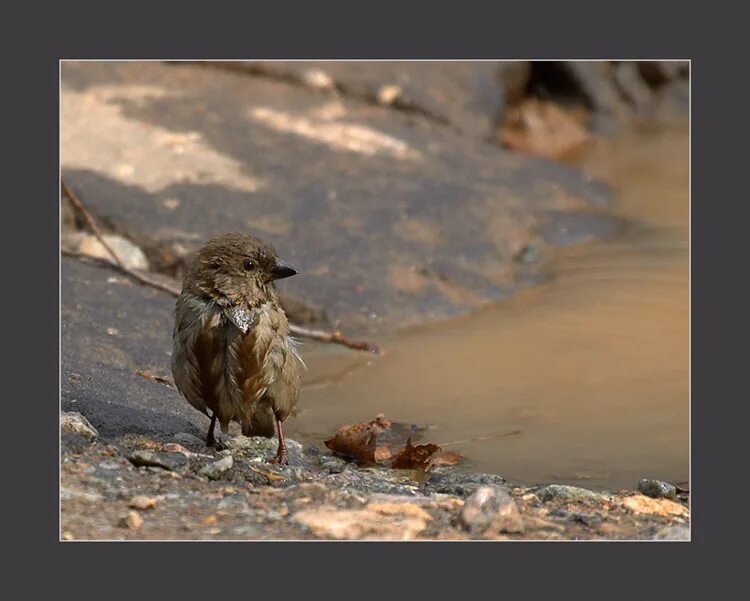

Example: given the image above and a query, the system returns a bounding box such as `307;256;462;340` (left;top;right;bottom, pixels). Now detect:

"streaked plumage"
171;232;301;463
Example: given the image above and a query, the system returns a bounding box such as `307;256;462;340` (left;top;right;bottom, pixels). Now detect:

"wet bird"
171;232;302;464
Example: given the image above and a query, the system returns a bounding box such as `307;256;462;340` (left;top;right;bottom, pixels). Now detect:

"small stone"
654;525;690;541
199;455;233;480
377;84;402;106
302;69;335;91
77;234;149;270
119;510;143;530
621;495;689;517
60;411;99;440
638;479;677;500
128;496;157;510
128;450;188;472
536;484;609;504
202;515;218;526
460;486;524;534
61;531;75;541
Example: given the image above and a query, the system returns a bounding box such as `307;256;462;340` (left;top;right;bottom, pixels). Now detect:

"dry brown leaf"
324;414;392;464
325;415;463;470
391;437;440;470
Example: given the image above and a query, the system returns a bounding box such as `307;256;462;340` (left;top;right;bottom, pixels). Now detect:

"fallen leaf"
391;437;441;470
324;414;392;464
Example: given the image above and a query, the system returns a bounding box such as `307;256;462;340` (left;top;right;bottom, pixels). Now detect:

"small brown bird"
171;232;302;464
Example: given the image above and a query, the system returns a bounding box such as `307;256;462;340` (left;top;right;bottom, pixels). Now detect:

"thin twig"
62;178;380;354
62;178;127;272
61;249;182;297
288;324;380;354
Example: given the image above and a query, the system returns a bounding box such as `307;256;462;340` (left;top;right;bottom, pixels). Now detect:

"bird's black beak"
269;260;298;281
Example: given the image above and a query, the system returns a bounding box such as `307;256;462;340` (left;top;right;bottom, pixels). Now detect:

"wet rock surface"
62;60;613;334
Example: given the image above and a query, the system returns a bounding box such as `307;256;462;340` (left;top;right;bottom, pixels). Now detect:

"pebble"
638;479;677;500
460;486;524;534
119;510;144;530
128;450;188;472
128;496;157;510
377;84;402;106
199;455;234;480
60;411;99;440
536;484;609;504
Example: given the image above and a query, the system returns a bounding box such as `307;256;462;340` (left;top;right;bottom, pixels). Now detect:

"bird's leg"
206;411;217;447
269;415;288;465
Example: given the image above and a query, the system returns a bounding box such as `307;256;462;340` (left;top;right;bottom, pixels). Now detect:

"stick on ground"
61;178;380;354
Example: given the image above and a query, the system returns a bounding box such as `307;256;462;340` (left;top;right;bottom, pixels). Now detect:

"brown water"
289;124;689;491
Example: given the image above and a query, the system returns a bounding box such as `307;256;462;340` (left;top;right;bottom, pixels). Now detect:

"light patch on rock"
293;506;429;540
247;106;422;161
621;495;689;517
61;84;263;193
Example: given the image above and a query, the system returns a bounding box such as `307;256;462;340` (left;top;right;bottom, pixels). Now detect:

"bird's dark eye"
243;259;255;271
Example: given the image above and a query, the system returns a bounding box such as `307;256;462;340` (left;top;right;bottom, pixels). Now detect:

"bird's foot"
268;448;288;466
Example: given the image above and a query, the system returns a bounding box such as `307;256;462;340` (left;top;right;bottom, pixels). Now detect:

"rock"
612;62;655;114
75;233;150;270
128;450;188;472
318;455;347;473
61;488;104;504
60;411;99;440
460;486;524;534
293;506;429;540
536;484;609;504
366;501;433;522
61;531;75;541
171;432;205;447
376;84;402;106
199;455;234;480
423;472;506;497
128;496;157;510
225;435;302;458
62;61;611;335
637;479;677;500
119;510;144;530
653;525;690;541
61;258;203;441
621;495;688;518
232;60;513;138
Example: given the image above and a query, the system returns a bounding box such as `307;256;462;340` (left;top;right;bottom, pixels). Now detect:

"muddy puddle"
289;123;689;491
